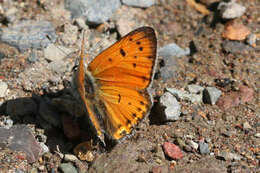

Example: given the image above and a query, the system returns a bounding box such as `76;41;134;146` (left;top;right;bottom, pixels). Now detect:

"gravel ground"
0;0;259;173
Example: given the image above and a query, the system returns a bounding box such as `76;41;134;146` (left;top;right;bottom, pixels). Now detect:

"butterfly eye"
72;64;78;72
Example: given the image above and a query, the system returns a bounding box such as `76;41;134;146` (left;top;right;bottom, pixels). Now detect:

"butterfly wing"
88;27;157;140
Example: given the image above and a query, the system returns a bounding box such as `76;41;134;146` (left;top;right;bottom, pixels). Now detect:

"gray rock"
159;43;190;81
59;163;78;173
157;92;181;121
0;20;56;52
218;0;246;19
122;0;155;8
186;84;204;94
218;151;242;161
159;43;190;58
166;88;202;103
44;44;73;62
199;142;210;154
254;133;260;138
0;80;8;97
64;154;78;162
203;87;222;105
222;40;254;54
65;0;121;24
39;99;61;128
6;98;37;117
0;125;42;163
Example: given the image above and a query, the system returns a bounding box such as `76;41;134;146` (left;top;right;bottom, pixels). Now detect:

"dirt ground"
0;0;259;172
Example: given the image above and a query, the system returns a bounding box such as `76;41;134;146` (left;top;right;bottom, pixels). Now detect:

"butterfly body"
73;27;157;143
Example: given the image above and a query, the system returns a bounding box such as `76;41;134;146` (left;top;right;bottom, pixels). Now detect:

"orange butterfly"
73;27;157;143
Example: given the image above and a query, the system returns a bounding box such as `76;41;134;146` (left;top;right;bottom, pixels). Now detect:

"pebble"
0;20;56;52
0;80;8;97
218;0;246;19
0;125;42;163
254;133;260;138
222;21;250;41
246;34;257;47
203;87;222;105
122;0;155;8
217;92;240;110
199;142;210;154
47;60;68;75
186;84;204;94
64;154;78;162
162;142;183;160
222;40;254;54
158;43;190;81
157;92;181;121
0;117;13;129
64;0;121;24
6;98;37;117
243;121;252;130
187;140;199;150
159;43;190;59
59;163;78;173
39;142;49;154
44;44;73;62
218;151;242;161
166;88;202;103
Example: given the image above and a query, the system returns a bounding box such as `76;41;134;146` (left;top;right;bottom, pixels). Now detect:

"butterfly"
72;27;157;144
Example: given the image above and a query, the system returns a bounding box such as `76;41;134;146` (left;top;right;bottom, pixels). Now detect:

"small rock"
163;142;183;160
217;92;240;110
64;0;121;24
167;88;202;103
199;142;210;154
159;43;190;59
203;87;222;105
246;34;257;47
39;142;49;154
218;0;246;19
238;85;254;103
222;21;250;41
44;44;73;62
6;98;37;117
243;122;252;130
222;40;254;54
0;20;56;52
64;154;78;162
59;163;78;173
73;142;95;162
187;140;199;150
62;115;81;140
47;60;68;75
186;84;204;94
0;80;8;97
157;92;181;121
254;133;260;138
74;17;89;30
122;0;155;8
0;125;42;163
218;151;242;161
159;43;190;81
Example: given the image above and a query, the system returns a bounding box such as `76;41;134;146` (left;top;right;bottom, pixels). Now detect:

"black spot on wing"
120;48;126;57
